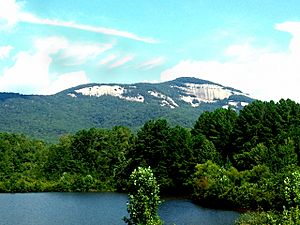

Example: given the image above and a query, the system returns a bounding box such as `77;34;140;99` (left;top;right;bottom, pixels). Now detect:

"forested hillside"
0;99;299;223
0;77;253;142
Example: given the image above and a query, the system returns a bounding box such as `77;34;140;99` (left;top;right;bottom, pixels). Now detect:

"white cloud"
0;36;90;94
46;71;89;95
275;21;300;55
99;54;118;65
138;57;165;70
0;0;21;28
34;36;69;54
109;55;134;68
0;46;13;59
224;43;268;62
19;13;158;44
33;36;113;65
161;21;300;103
0;0;157;43
0;50;52;93
61;42;114;65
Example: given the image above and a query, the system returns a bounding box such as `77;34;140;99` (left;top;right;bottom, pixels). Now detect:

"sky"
0;0;300;102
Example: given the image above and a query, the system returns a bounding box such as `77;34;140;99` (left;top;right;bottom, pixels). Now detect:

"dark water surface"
0;192;239;225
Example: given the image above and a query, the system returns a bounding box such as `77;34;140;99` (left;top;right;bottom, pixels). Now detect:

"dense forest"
1;98;300;224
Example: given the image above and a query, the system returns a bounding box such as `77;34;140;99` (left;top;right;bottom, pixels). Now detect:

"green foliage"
56;173;95;192
234;140;298;172
193;161;238;208
235;211;279;225
234;143;269;169
1;98;300;225
192;108;238;158
192;161;284;209
124;167;163;225
128;119;193;192
232;99;300;155
281;206;300;225
42;126;134;191
191;134;222;165
284;170;300;207
235;207;300;225
0;133;47;191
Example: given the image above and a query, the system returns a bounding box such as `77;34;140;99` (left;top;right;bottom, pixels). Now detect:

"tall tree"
192;108;238;159
124;167;162;225
131;119;172;189
191;134;222;165
130;119;193;191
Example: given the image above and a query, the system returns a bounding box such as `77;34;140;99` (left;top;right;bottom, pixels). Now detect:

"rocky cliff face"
66;77;252;110
176;83;234;101
73;85;144;102
173;83;246;107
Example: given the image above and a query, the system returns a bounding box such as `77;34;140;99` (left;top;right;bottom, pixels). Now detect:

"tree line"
0;99;300;223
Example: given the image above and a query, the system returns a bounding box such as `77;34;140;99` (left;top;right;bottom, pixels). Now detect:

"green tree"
130;119;172;190
191;134;222;165
192;108;238;159
232;99;300;154
232;100;278;153
192;161;236;207
44;126;134;191
129;119;193;192
234;140;297;172
167;125;193;191
284;170;300;207
124;167;162;225
234;143;269;170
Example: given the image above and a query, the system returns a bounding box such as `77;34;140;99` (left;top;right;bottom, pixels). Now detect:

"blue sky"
0;0;300;102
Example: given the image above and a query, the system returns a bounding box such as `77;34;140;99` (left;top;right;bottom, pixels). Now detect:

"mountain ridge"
61;77;251;107
0;77;254;142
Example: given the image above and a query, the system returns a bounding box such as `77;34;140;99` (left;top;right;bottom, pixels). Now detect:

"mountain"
0;77;254;142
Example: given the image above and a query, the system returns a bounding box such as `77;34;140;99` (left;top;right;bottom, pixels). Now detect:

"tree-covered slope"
0;77;254;142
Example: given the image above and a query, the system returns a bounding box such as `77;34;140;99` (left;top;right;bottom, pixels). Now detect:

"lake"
0;192;239;225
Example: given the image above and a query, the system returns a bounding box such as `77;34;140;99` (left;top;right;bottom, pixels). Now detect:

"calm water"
0;192;239;225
